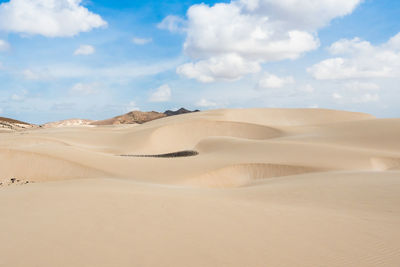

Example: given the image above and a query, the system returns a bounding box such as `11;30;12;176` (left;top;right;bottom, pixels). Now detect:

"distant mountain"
42;119;95;128
1;108;201;129
91;111;166;125
91;108;200;126
164;108;199;116
0;117;35;131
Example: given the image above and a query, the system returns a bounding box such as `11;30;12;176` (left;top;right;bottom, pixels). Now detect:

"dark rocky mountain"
164;108;199;117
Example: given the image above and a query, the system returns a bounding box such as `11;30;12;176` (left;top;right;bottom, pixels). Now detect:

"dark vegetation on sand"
120;150;199;158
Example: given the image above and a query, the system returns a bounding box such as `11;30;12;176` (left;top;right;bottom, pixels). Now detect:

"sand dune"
1;108;400;267
184;163;320;188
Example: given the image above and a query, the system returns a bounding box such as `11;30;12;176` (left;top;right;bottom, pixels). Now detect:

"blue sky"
0;0;399;124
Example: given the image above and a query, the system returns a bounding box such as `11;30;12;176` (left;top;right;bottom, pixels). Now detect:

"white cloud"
239;0;362;30
51;102;75;111
11;94;22;101
309;33;400;80
0;0;107;37
328;37;372;55
196;98;217;107
258;72;294;89
344;81;380;91
177;53;261;82
0;39;10;51
333;92;380;104
299;84;315;93
11;90;28;101
332;93;342;100
132;37;152;45
149;84;171;102
22;69;42;80
74;45;95;55
183;3;319;61
23;58;182;80
0;107;3;114
157;15;186;33
353;93;380;103
126;101;139;112
165;0;361;82
70;82;99;95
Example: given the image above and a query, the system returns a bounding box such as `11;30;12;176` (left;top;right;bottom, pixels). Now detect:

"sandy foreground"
1;108;400;267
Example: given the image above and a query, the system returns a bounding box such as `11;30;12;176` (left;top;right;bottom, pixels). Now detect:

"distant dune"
42;119;95;128
1;108;400;267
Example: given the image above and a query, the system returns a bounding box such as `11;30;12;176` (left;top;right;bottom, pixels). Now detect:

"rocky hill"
91;111;166;125
91;108;199;125
0;117;35;131
164;108;199;116
1;108;200;129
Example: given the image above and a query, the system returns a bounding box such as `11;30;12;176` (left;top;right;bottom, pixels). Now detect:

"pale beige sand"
1;108;399;267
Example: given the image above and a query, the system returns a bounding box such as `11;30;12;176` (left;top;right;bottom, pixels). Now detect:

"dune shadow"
119;150;199;158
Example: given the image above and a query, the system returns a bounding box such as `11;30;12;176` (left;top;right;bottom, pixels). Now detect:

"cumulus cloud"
344;81;380;91
0;39;10;51
239;0;362;30
308;33;400;80
51;102;76;111
332;92;342;100
19;58;182;81
22;69;42;80
11;90;28;101
132;37;152;45
157;15;186;33
299;84;315;93
126;101;139;112
74;45;95;55
258;72;294;89
161;0;361;82
332;90;379;104
149;84;171;102
70;82;99;95
353;93;380;103
0;0;107;37
177;54;261;82
196;98;217;107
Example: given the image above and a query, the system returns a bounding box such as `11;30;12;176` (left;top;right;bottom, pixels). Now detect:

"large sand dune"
1;108;400;266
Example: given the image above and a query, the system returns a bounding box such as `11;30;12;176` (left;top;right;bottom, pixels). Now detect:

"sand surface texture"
1;108;400;266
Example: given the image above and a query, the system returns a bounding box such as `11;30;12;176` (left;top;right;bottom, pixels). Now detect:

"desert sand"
1;108;400;267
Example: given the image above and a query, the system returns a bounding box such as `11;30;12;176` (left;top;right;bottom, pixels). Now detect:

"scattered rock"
0;177;32;187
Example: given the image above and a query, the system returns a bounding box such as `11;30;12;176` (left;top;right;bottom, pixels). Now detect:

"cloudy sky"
0;0;399;123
